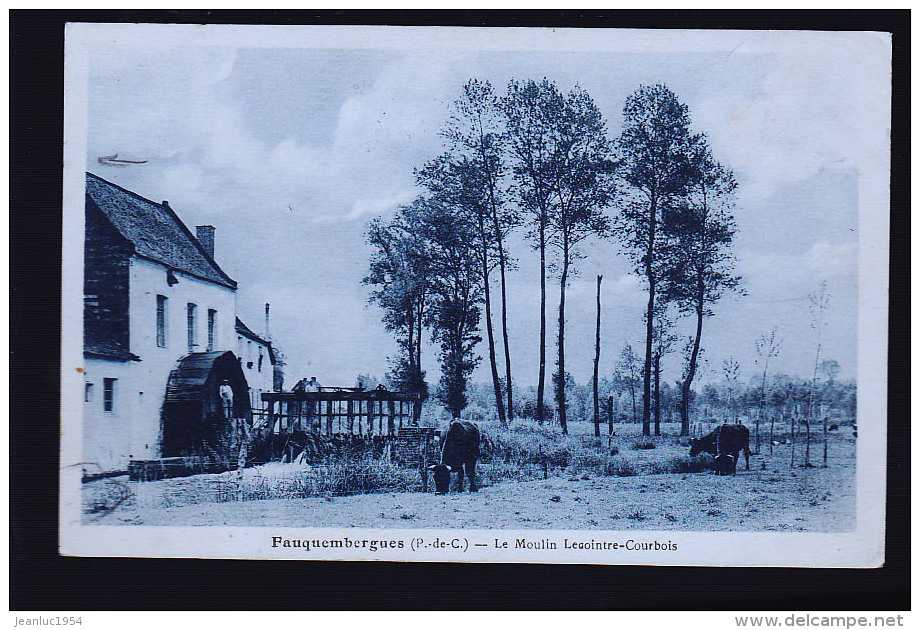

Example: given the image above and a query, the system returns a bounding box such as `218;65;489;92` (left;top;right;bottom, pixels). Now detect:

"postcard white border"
59;24;891;567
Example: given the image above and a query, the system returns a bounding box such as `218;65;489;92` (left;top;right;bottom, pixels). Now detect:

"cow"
713;453;737;476
689;424;752;473
429;420;480;494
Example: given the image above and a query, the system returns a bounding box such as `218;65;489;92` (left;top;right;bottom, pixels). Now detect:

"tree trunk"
556;254;569;435
536;219;547;422
641;197;657;437
642;279;655;436
656;351;662;432
491;204;514;422
593;275;603;437
630;382;637;425
680;299;704;436
479;218;506;426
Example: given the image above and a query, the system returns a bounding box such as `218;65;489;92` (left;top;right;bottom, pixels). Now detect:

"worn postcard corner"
60;24;890;567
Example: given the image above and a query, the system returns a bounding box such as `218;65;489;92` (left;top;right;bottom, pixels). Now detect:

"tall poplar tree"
364;200;432;419
661;139;742;435
614;84;696;436
433;79;519;425
504;80;614;432
501;79;563;423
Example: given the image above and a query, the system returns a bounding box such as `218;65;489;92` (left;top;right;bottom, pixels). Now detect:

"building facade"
82;173;276;474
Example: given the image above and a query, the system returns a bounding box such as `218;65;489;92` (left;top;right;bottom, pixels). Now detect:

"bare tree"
615;342;641;424
807;281;831;422
754;328;782;453
819;358;839;468
722;357;741;424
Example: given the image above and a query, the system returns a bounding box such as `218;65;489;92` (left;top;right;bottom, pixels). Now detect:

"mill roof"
85;172;237;289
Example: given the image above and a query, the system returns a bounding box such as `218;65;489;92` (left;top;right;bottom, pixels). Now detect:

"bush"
670;455;713;473
632;438;657;450
570;450;606;475
603;457;638;477
236;454;421;500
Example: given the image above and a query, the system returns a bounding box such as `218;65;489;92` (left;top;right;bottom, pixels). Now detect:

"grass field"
83;420;856;532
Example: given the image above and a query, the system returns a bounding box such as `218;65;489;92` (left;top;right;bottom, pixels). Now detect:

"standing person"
219;379;234;419
297;377;321;430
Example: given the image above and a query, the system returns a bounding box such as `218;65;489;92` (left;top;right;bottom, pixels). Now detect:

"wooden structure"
161;351;252;458
261;388;420;438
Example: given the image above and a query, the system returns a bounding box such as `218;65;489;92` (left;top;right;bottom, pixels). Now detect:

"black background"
10;10;909;611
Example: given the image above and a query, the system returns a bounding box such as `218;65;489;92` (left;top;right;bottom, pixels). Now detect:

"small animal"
690;424;752;472
429;419;480;494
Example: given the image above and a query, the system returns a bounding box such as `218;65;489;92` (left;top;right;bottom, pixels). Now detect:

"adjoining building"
82;172;280;475
235;313;278;427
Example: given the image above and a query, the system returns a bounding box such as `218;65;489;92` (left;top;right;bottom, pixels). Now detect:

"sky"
75;26;889;391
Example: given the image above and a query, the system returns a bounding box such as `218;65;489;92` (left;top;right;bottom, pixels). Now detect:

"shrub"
570;450;606;476
669;455;713;473
232;454;422;501
603;457;638;477
632;438;657;450
626;507;646;520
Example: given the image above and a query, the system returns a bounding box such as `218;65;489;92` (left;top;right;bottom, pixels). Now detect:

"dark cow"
689;424;752;473
429;420;480;494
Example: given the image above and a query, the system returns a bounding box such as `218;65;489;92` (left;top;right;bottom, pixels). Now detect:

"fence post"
769;414;776;457
607;396;614;436
804;418;811;466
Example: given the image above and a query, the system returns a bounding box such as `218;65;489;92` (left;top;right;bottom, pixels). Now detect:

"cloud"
695;43;888;203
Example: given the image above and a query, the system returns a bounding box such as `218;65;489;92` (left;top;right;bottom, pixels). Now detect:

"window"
207;309;217;351
156;295;168;348
247;340;253;369
187;303;197;352
103;378;117;413
258;346;264;372
84;382;94;403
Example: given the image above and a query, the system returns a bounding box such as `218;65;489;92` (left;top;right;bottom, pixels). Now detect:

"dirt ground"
85;430;856;532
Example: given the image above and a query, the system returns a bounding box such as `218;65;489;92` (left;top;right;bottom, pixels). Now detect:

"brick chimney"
196;225;216;259
264;303;271;339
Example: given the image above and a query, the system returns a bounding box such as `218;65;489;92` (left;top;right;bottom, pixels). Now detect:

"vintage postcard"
60;23;890;566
